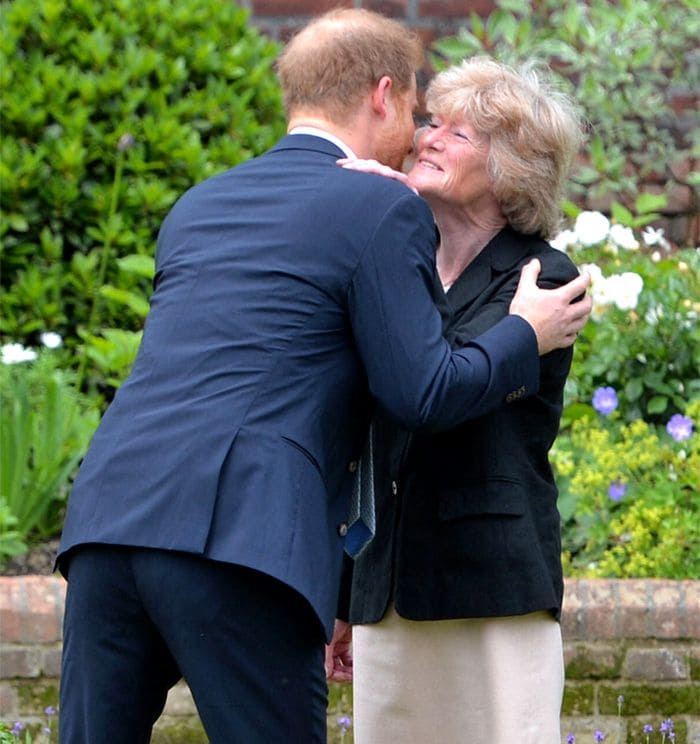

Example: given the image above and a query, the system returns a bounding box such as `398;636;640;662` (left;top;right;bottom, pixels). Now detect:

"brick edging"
0;576;65;644
562;578;700;641
1;576;698;644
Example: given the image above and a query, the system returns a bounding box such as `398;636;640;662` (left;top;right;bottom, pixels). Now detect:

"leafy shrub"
550;213;700;578
431;0;699;218
0;0;286;391
0;344;99;559
554;212;700;424
555;402;699;579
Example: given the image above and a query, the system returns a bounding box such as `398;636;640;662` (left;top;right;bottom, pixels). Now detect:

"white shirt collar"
288;126;357;160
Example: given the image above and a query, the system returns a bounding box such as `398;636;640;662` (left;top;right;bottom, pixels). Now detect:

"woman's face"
408;116;493;209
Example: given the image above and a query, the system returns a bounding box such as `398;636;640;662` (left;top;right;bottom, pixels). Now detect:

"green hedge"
0;0;286;380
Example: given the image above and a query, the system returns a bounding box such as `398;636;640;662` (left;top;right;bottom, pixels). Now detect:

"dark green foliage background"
0;0;286;348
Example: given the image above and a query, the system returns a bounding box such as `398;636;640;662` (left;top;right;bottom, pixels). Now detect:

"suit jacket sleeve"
346;192;539;431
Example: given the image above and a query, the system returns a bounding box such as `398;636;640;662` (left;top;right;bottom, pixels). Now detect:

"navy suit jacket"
59;135;539;639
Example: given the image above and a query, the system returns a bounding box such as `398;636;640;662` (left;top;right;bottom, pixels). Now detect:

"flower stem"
75;148;125;390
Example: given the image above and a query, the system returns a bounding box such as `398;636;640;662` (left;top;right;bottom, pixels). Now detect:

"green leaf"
647;395;669;414
561;403;595;426
99;285;150;317
635;192;668;214
575;166;600;185
470;11;485;40
116;253;155;278
631;213;661;228
624;378;644;401
561;200;580;219
562;3;583;36
557;488;577;523
611;202;634;226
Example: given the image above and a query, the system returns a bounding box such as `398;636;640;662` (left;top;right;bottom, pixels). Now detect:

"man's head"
277;9;422;122
277;9;422;168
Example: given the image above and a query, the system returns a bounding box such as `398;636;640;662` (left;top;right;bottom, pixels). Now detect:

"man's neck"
288;125;357;160
287;112;373;160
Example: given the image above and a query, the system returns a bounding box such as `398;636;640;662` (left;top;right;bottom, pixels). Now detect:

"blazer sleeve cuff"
471;314;540;403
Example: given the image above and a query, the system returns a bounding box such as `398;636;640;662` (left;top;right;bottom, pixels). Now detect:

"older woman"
344;57;583;743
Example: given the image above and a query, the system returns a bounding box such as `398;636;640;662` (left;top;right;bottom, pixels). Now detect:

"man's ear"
370;76;393;118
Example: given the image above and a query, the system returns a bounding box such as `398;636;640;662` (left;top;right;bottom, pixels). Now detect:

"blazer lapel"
443;227;533;318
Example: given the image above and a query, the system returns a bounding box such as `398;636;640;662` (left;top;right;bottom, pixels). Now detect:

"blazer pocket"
280;435;325;480
438;478;526;521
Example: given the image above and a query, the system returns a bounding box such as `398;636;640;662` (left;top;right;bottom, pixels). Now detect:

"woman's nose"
417;125;445;150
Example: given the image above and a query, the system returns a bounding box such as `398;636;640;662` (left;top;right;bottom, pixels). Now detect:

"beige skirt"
352;606;564;744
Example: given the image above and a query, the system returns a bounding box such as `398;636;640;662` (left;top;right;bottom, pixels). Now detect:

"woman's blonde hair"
426;56;583;238
277;9;423;124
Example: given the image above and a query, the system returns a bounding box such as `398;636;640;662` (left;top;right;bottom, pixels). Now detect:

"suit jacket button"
348;460;358;473
391;481;398;495
337;523;348;537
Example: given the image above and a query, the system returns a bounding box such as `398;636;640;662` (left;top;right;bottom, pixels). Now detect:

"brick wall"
237;0;495;48
560;579;700;742
1;576;698;742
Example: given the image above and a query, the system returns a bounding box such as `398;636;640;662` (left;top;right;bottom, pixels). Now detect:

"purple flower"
592;386;618;415
338;715;351;733
45;705;56;716
567;735;576;744
669;733;676;742
594;731;606;743
660;718;674;733
666;414;693;442
10;721;25;736
643;724;654;733
608;481;627;502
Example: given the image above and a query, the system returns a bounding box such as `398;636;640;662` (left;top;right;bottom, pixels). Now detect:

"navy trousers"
59;546;327;744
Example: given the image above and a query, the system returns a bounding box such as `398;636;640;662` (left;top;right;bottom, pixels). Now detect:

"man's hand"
510;259;592;354
324;619;353;683
337;158;418;194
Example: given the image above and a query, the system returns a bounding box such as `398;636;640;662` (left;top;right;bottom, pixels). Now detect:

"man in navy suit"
57;9;591;743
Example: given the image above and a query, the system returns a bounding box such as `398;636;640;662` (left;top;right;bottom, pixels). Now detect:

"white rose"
574;211;610;246
1;343;38;364
579;262;604;285
609;224;639;251
591;278;615;316
580;263;612;318
549;229;578;253
40;331;63;349
607;272;644;311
